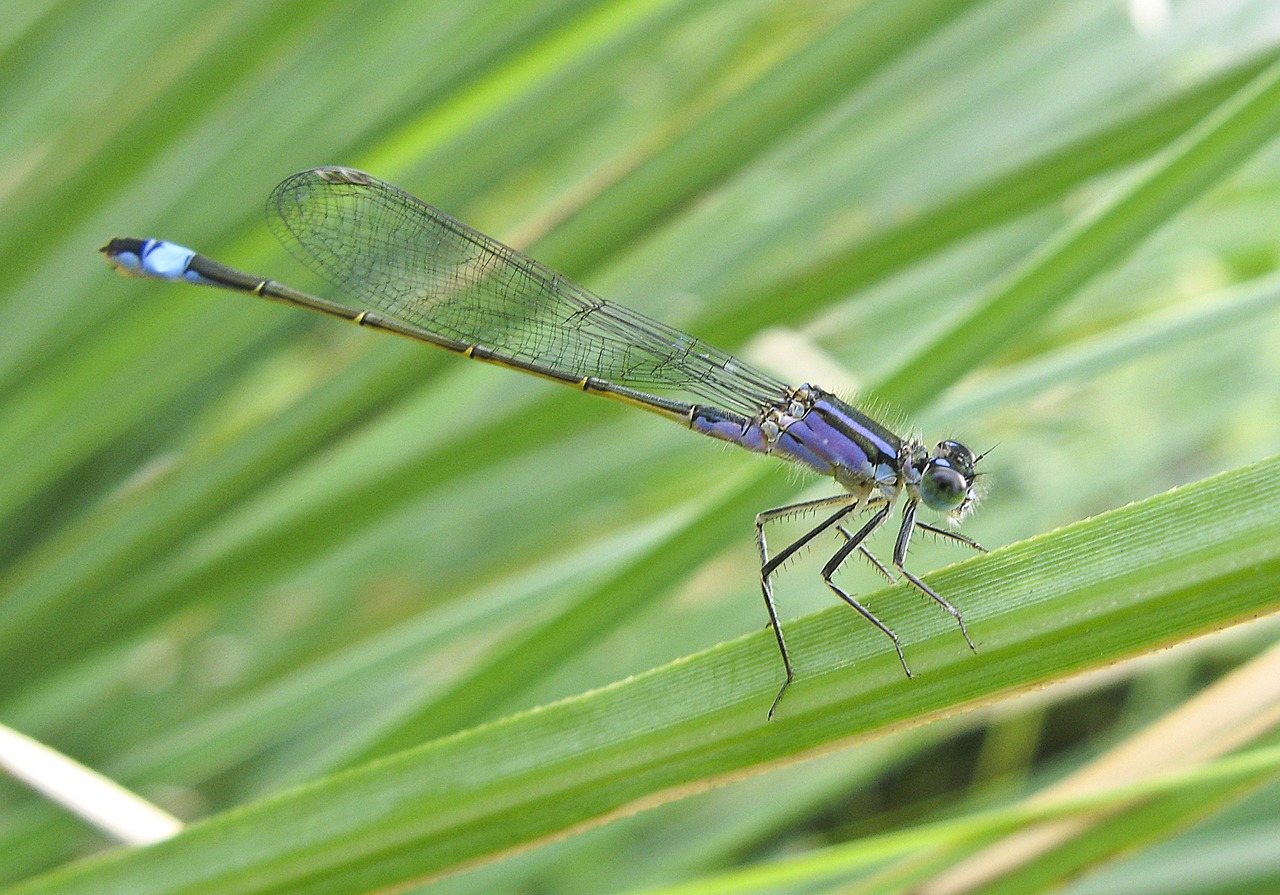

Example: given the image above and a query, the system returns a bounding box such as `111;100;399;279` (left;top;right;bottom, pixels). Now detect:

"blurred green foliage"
3;1;1280;893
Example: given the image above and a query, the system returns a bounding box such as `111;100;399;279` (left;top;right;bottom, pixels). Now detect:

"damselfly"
102;166;985;717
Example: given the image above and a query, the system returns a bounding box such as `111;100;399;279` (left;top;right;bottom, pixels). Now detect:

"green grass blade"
711;44;1280;345
877;52;1280;409
615;745;1280;895
7;451;1280;895
532;0;985;274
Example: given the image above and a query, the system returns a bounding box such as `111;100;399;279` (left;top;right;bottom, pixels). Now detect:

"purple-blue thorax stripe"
689;388;901;489
810;395;899;460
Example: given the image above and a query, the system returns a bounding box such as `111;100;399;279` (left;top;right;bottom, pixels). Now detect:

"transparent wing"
266;167;792;417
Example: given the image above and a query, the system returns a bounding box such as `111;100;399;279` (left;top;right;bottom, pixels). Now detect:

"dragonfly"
102;166;986;718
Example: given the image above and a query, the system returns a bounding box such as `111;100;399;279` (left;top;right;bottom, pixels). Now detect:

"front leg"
894;500;976;650
914;519;987;554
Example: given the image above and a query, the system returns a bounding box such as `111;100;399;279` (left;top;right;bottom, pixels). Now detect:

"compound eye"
920;463;968;512
940;440;976;467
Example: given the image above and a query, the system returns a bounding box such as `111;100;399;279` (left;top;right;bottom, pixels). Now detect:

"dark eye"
920;464;967;511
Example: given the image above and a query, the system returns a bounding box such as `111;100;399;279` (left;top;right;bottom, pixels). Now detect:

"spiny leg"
757;494;863;719
895;501;976;650
820;504;911;677
837;525;897;583
914;519;987;554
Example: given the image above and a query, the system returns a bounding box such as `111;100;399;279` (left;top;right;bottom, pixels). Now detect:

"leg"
895;501;976;650
914;519;987;553
821;504;912;677
837;525;897;583
757;494;863;719
757;494;868;577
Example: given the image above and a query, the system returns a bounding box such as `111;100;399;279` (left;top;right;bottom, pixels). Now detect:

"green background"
4;1;1280;893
